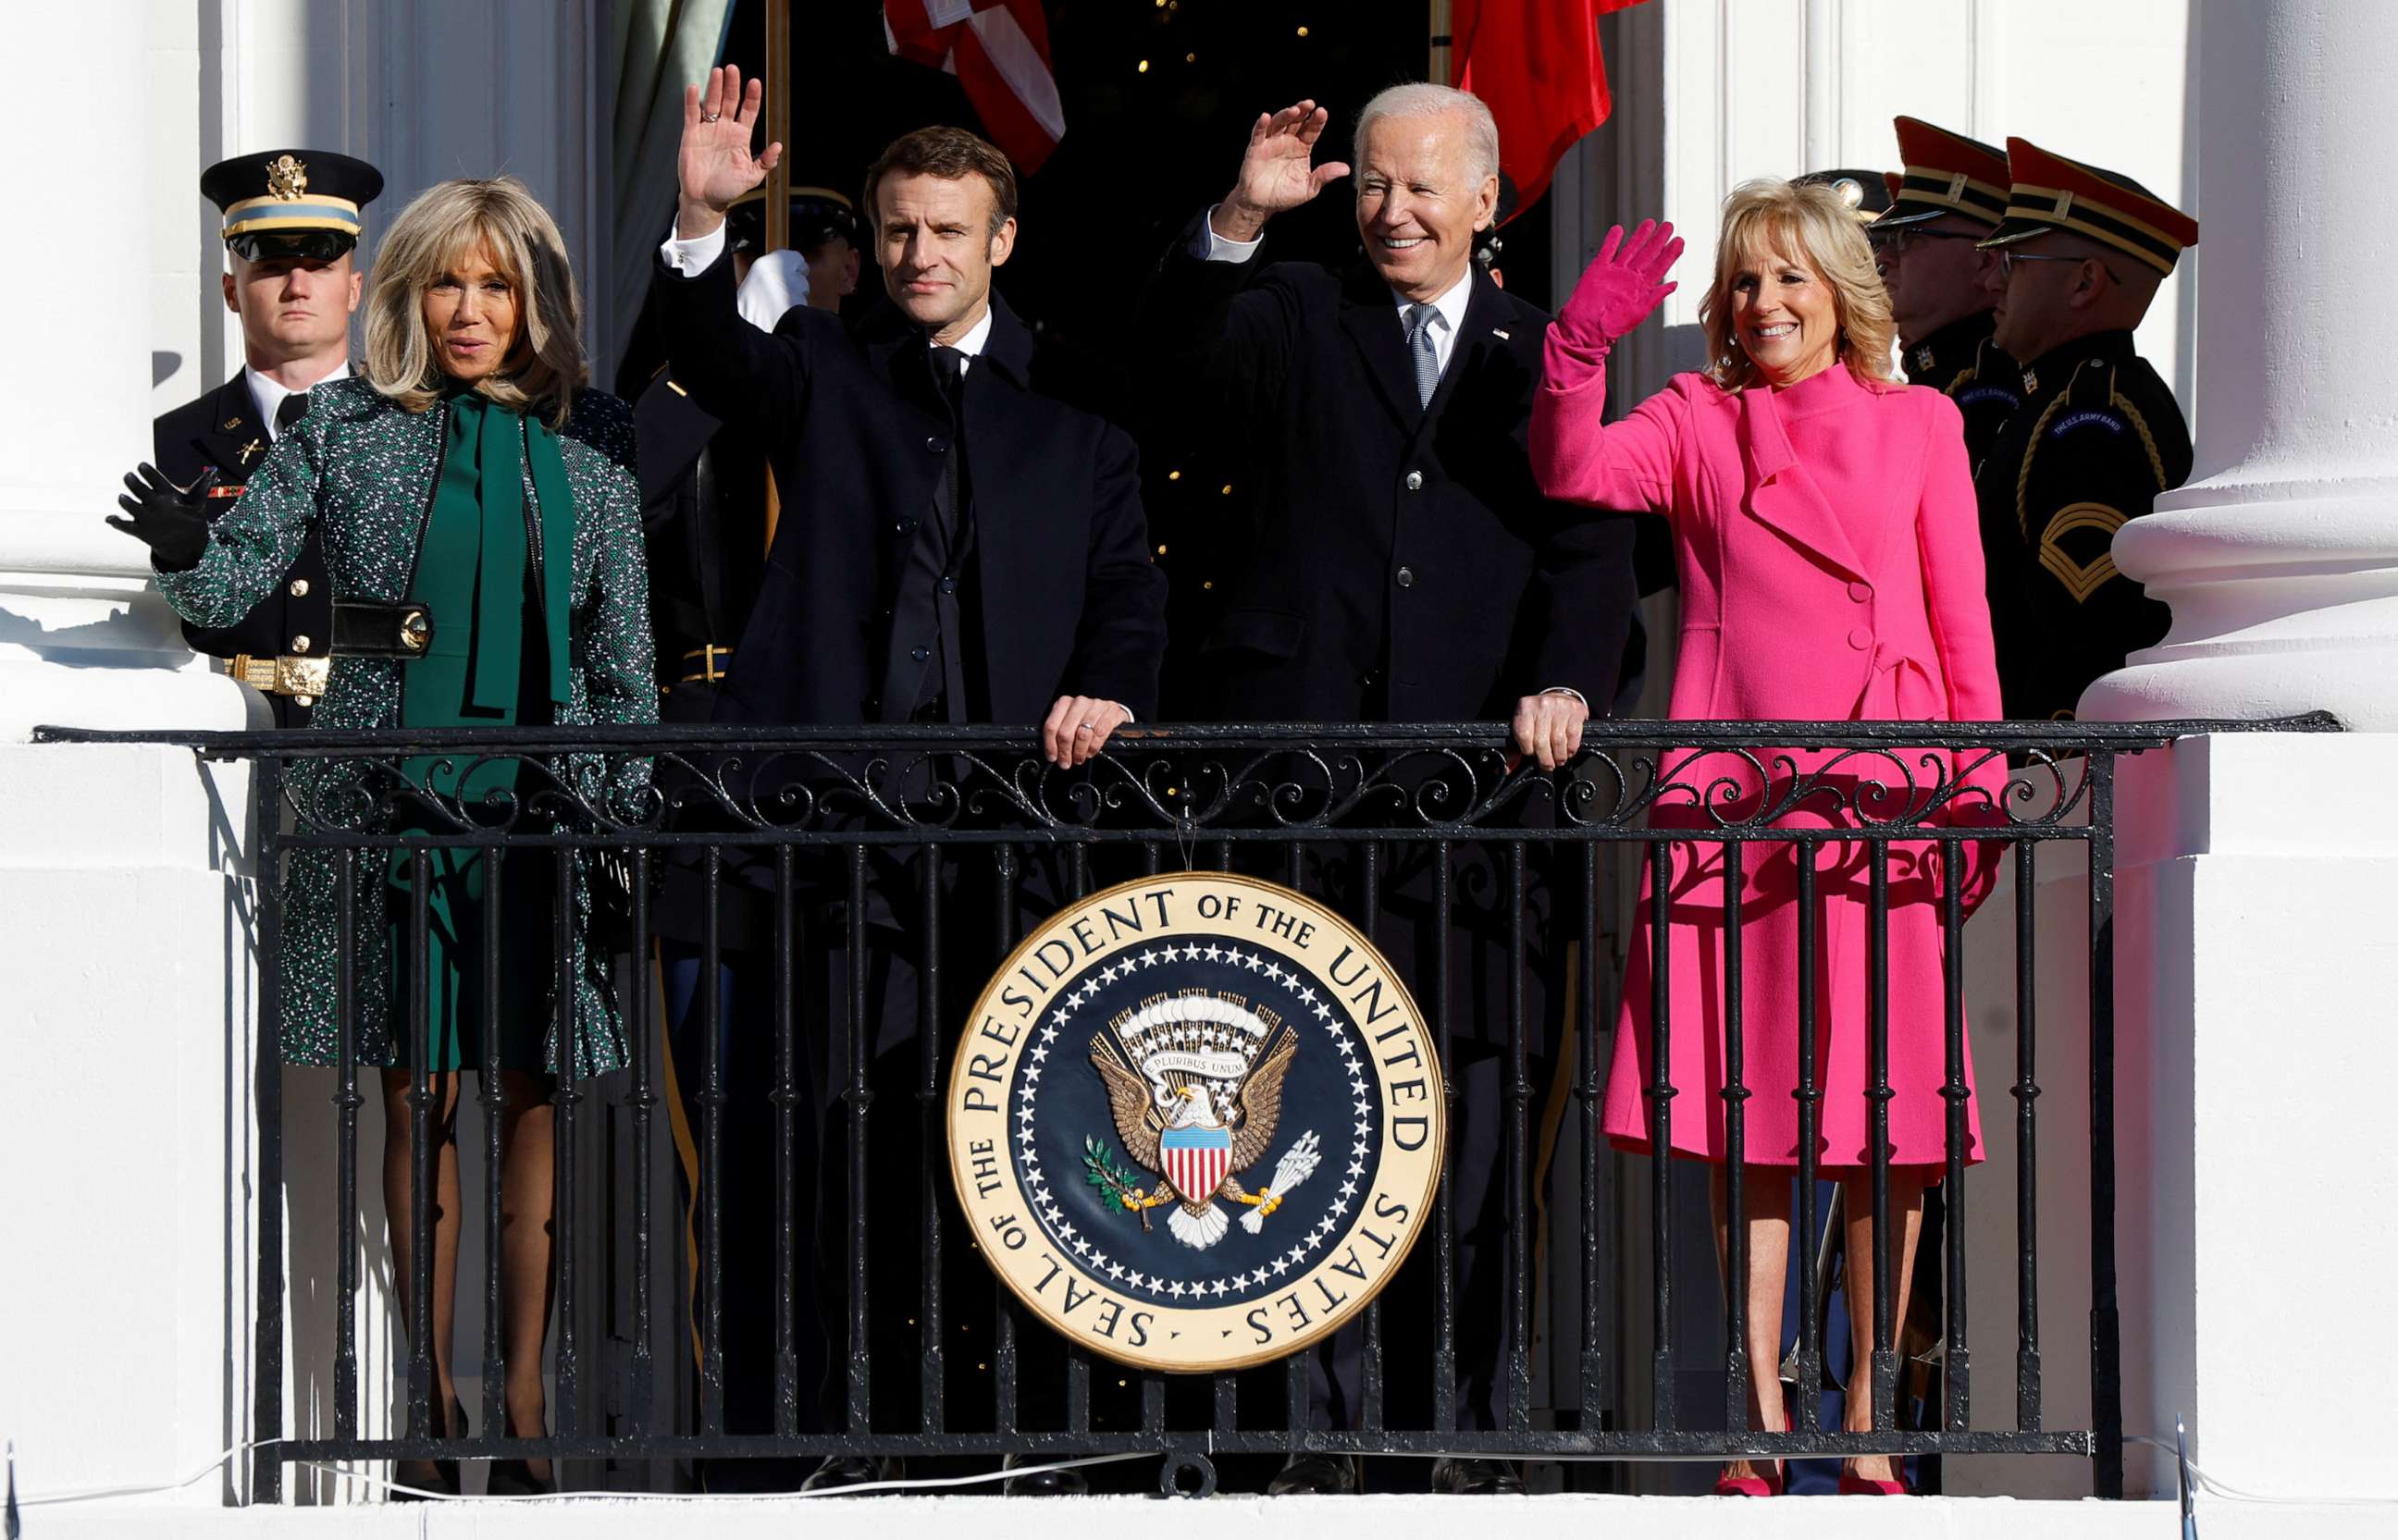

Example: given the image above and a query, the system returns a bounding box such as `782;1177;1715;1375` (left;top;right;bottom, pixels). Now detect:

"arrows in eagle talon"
1241;1130;1322;1234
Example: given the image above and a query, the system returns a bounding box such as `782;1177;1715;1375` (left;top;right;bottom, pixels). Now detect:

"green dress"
385;390;581;1073
153;377;654;1072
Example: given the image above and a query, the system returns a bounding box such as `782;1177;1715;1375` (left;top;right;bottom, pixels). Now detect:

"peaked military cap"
1979;137;2198;276
201;149;384;262
1873;117;2011;230
727;184;860;255
1794;168;1891;224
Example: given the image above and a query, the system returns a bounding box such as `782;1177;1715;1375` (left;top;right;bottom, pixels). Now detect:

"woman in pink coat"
1531;181;2005;1495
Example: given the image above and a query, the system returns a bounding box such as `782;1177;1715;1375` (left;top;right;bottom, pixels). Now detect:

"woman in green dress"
115;177;654;1496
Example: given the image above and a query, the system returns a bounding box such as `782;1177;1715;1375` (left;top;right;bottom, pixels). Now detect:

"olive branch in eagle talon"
1089;1018;1320;1250
1082;1137;1154;1231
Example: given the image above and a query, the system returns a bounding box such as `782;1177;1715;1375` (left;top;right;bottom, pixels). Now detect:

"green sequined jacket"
154;377;656;1071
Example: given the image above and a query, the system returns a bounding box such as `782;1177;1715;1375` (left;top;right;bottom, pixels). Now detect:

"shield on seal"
1160;1121;1232;1201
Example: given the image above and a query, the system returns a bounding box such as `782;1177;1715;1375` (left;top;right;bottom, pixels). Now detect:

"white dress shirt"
247;361;349;442
1195;206;1472;378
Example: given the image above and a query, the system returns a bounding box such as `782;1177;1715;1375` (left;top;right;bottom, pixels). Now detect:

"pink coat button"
1847;627;1872;650
1848;580;1872;603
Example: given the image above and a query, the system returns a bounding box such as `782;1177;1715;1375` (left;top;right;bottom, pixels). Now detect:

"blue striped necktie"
1404;302;1445;407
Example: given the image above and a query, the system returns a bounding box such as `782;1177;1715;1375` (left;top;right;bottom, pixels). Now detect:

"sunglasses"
1996;249;2125;285
1869;226;1984;257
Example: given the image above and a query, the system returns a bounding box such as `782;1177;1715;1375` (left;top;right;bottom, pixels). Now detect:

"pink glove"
1557;219;1684;351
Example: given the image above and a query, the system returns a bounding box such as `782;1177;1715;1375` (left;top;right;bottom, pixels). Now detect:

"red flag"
884;0;1067;175
1455;0;1650;216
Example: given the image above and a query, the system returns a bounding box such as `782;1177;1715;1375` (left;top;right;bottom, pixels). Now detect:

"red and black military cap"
1979;137;2198;276
1873;117;2011;231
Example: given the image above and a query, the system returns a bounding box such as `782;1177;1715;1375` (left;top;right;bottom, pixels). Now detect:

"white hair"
1353;82;1502;184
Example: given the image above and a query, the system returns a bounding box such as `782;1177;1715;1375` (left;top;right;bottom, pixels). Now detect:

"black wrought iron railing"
35;715;2337;1500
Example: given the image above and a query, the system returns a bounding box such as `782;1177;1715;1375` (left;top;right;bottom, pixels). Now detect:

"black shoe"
1267;1451;1360;1496
1001;1450;1089;1497
799;1455;899;1493
390;1397;465;1502
1429;1457;1527;1495
484;1410;556;1498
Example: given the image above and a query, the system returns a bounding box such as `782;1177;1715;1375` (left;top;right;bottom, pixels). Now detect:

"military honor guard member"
154;148;384;724
1972;138;2198;720
1869;117;2023;473
1143;88;1643;1497
651;68;1167;1495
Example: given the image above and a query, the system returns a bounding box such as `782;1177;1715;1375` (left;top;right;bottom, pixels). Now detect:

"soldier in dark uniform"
1972;138;2198;719
1869;118;2022;472
153;149;383;724
637;184;860;1494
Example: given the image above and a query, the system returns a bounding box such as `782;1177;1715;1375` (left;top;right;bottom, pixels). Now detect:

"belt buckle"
679;643;733;684
276;655;331;697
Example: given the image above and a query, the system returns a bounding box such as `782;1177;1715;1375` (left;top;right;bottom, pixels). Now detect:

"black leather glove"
109;462;214;572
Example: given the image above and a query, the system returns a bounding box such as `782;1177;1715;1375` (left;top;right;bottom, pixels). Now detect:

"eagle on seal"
1092;1028;1298;1250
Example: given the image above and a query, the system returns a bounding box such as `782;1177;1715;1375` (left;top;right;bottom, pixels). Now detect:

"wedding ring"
1077;722;1095;733
702;111;722;122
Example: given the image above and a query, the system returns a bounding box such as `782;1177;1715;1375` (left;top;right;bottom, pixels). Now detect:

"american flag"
884;0;1067;174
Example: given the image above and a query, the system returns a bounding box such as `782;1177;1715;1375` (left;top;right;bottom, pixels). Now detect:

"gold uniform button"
291;635;311;653
289;579;310;597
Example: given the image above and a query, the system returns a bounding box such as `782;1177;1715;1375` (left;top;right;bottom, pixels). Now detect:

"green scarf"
403;388;575;723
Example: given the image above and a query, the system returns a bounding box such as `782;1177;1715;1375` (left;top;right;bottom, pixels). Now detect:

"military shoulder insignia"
949;872;1443;1372
265;154;309;201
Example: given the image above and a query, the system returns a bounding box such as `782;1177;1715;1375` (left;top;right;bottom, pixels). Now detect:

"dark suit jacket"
651;250;1167;727
633;367;770;708
1143;213;1641;722
153;371;334;724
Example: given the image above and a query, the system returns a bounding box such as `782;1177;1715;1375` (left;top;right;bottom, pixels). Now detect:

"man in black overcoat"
154;149;383;725
1142;87;1642;1496
649;68;1167;1494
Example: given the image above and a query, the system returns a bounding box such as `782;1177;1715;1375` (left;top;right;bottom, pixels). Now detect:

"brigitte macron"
115;176;654;1496
1530;183;2004;1495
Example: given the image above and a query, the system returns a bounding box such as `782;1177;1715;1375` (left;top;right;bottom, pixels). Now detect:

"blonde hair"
363;177;588;425
1699;178;1897;392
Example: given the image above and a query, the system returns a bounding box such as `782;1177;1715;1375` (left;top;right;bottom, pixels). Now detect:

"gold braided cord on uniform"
2108;369;2172;493
2014;390;2076;538
2039;501;2129;603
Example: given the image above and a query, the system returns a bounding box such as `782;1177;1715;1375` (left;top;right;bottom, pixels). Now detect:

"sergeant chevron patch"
948;873;1444;1372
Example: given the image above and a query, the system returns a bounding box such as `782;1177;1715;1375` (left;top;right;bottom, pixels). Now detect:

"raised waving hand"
1211;100;1352;244
1557;220;1684;350
676;66;785;240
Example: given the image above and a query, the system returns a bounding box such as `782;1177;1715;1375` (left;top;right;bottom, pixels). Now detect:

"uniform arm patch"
2037;501;2129;603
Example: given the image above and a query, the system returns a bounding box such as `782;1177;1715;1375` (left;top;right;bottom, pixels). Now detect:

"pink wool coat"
1532;343;2005;1169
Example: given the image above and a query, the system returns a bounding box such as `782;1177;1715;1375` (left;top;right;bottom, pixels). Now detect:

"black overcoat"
1143;214;1641;722
651;250;1167;728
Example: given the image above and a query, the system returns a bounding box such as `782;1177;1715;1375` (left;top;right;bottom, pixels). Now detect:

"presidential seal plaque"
947;873;1444;1373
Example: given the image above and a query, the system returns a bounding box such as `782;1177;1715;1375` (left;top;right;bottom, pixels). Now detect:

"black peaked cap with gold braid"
1979;137;2198;277
200;148;385;261
1873;117;2011;231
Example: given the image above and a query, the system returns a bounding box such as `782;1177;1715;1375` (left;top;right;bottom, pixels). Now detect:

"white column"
0;2;259;738
2078;6;2398;1532
2079;0;2398;730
